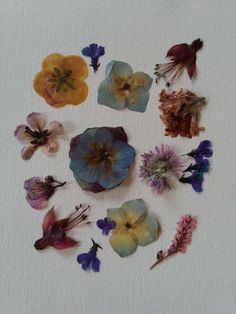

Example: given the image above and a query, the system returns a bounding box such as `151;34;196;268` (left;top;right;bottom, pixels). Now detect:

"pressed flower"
33;53;88;108
185;140;213;162
154;38;203;86
96;217;116;235
139;144;182;193
69;126;135;193
82;43;105;72
98;60;153;113
34;204;90;250
107;199;159;257
179;171;204;192
183;159;209;174
77;238;102;272
24;176;66;209
159;89;206;138
150;214;196;269
14;112;64;160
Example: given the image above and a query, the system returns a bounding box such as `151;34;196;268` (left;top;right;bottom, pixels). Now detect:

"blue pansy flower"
77;239;102;272
186;140;213;162
179;171;204;192
98;60;153;113
82;43;105;72
69;127;135;193
96;217;116;235
183;159;209;174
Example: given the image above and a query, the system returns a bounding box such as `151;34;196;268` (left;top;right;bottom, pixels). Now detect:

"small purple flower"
179;171;204;192
24;176;66;209
96;218;116;235
139;144;182;193
183;159;209;174
82;43;105;72
186;140;213;162
77;239;102;272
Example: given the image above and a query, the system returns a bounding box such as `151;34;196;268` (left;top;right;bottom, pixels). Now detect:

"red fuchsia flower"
14;112;64;160
159;89;206;138
150;214;197;269
34;205;90;250
24;176;66;209
139;144;182;194
154;38;203;86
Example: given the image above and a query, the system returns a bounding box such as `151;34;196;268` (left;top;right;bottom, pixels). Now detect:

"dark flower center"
25;126;49;146
50;223;65;241
122;83;130;90
125;222;132;229
48;67;75;92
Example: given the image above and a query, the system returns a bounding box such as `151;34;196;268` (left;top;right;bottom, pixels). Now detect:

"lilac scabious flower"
77;239;102;272
96;217;116;235
139;144;182;193
150;214;197;269
24;176;66;209
186;140;213;162
82;43;105;72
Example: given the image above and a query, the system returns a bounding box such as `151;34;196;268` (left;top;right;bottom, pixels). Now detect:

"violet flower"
183;159;209;174
139;144;182;193
179;171;204;192
185;140;213;162
154;38;203;86
14;112;64;160
77;239;102;272
34;205;90;251
96;218;116;235
150;214;197;269
82;43;105;72
24;176;66;209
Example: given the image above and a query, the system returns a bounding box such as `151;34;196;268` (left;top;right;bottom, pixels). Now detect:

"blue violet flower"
69;127;136;193
183;159;209;174
97;218;116;235
77;239;102;272
186;140;213;162
82;43;105;72
98;60;153;113
179;171;204;192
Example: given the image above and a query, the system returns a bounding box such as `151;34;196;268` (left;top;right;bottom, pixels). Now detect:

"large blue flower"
98;60;153;113
69;127;135;192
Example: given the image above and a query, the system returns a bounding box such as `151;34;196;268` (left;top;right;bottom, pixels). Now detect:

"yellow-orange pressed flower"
33;53;88;108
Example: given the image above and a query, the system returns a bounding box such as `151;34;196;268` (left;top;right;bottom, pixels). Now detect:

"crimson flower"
34;205;90;250
154;38;203;86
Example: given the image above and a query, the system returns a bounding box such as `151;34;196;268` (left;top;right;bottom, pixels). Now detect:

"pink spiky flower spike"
150;214;197;270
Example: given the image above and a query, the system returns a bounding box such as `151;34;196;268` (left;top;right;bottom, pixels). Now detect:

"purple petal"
96;219;105;229
21;145;37;160
26;195;48;209
14;124;32;143
24;176;44;191
47;121;64;137
26;112;46;130
91;257;100;272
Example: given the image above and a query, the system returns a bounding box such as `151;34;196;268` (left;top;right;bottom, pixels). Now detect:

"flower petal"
72;172;105;193
41;53;64;70
98;79;126;110
98;165;128;189
105;60;133;78
129;72;153;92
52;237;78;250
109;229;138;257
69;159;102;183
126;90;150;113
187;58;196;78
107;207;127;225
26;195;48;209
24;176;44;192
42;207;56;232
65;55;88;80
47;121;64;137
91;257;100;272
94;128;113;143
14;124;32;143
132;214;159;246
26;112;46;130
122;199;147;224
41;139;59;154
21;145;37;160
113;141;135;168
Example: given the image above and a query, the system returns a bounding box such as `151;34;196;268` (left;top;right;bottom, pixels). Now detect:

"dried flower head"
185;140;213;162
150;214;197;269
96;217;116;235
24;176;66;209
82;43;105;72
159;89;206;138
14;112;64;160
77;238;102;272
34;204;90;250
139;144;182;193
154;38;203;86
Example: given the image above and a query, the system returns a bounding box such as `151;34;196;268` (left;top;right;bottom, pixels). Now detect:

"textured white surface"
1;1;236;313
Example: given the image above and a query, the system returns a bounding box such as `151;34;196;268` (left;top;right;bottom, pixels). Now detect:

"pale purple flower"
24;176;66;209
14;112;64;160
139;144;182;193
150;214;197;269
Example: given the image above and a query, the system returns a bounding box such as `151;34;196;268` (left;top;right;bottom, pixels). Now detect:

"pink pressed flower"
150;214;197;269
139;144;182;193
14;112;64;160
154;39;203;86
34;204;90;251
24;176;66;209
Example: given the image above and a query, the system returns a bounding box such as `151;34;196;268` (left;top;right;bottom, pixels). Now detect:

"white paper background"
1;1;236;313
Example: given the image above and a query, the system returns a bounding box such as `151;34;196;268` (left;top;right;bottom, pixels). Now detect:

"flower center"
50;223;65;241
48;67;75;92
122;83;130;90
125;222;132;229
150;160;169;179
25;126;49;146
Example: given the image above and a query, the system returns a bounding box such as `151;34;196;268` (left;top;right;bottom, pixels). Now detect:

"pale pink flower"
14;112;64;160
150;214;197;269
